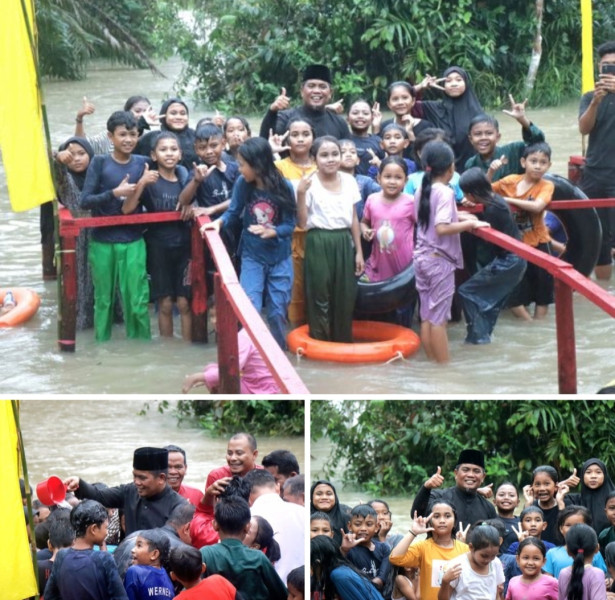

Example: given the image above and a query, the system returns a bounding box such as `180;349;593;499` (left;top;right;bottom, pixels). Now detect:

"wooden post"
554;278;577;394
214;274;241;394
58;230;77;352
190;221;208;343
40;201;56;280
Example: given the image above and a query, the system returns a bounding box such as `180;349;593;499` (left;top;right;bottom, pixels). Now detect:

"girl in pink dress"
506;537;558;600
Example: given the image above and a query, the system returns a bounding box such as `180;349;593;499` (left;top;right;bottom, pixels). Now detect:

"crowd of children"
52;59;593;372
25;442;305;600
311;456;615;600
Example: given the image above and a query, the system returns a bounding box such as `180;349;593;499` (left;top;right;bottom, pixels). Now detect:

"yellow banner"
581;0;595;93
0;0;55;212
0;401;37;598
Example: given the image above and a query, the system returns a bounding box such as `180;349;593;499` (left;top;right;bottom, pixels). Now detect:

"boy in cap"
259;64;351;140
64;447;187;535
411;448;497;525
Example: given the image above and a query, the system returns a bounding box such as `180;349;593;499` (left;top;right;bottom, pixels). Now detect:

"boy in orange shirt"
491;142;554;320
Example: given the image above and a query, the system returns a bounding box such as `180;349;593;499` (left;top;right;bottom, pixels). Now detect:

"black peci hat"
133;447;168;471
303;64;332;84
456;449;485;469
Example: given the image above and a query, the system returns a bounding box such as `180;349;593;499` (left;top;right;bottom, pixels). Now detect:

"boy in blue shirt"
80;111;152;341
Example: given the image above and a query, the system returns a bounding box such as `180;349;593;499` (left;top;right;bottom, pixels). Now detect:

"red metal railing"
57;208;309;394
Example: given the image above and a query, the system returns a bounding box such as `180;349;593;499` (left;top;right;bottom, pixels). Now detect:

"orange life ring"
0;288;41;327
287;320;420;363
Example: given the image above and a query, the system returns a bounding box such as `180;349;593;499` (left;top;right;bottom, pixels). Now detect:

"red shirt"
175;575;237;600
178;483;203;506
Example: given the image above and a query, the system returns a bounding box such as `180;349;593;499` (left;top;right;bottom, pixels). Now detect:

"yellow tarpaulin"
0;0;55;212
581;0;595;93
0;401;38;598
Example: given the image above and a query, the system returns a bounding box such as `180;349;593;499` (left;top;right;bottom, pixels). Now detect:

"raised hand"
512;522;528;542
114;174;136;198
143;105;160;127
456;522;471;543
411;510;435;536
270;87;290;112
326;99;344;115
268;129;291;154
341;530;366;554
371;102;382;131
502;94;528;121
367;148;381;168
523;484;534;506
193;162;216;183
212;109;225;128
561;468;580;489
77;95;96;119
139;163;159;186
477;483;494;499
297;171;314;196
488;155;509;176
425;466;444;490
441;561;462;584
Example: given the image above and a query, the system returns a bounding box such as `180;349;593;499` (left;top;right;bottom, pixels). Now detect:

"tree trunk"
524;0;544;96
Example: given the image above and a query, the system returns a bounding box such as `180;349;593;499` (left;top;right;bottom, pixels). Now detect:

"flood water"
0;59;613;394
18;399;305;491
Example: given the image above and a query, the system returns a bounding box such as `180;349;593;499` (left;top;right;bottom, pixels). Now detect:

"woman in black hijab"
310;480;351;547
413;66;484;173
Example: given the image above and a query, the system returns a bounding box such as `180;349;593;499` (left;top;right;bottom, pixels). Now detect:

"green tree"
36;0;187;80
179;0;615;112
312;400;615;495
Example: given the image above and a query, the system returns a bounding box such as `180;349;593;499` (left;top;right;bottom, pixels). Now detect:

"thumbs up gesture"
139;163;159;186
271;87;290;112
425;466;444;490
114;174;137;198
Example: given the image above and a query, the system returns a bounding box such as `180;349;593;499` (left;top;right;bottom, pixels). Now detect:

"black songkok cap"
133;447;168;471
303;64;332;84
456;449;485;469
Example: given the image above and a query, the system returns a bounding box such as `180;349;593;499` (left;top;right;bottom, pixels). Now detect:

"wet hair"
139;529;171;567
522;141;552;160
169;545;203;582
564;523;598;600
48;514;75;549
349;504;378;520
252;515;281;563
214;497;251;535
459;167;496;205
379;155;408;177
310;135;340;158
287;566;305;594
413;127;453;160
387;81;416;99
605;541;615;569
124;95;150;112
426;500;458;539
35;521;50;550
152;131;180;153
519;505;545;521
237;138;296;212
311;511;332;524
163;444;186;463
219;474;251;502
262;450;300;476
483;518;506;539
70;500;108;538
243;468;277;491
287;117;315;139
106;110;138;133
230;432;257;451
283;474;305;497
223;115;252;136
166;502;195;528
417;140;455;231
556;505;592;544
532;465;559;486
195;123;224;142
467;523;501;550
517;536;547;558
381;123;410;140
469;113;500;133
598;41;615;58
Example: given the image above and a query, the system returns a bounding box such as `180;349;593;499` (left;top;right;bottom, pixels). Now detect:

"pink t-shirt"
204;329;280;394
363;192;415;282
506;575;559;600
414;182;463;268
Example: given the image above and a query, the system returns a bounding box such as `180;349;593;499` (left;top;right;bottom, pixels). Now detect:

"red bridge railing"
57;208;309;394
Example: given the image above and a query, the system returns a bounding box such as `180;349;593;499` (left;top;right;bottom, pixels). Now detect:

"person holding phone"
579;40;615;280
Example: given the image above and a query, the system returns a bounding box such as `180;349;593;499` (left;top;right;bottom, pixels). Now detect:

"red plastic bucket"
36;476;66;505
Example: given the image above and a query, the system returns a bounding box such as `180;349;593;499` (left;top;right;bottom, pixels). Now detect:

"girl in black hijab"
310;480;351;547
412;66;484;173
567;458;615;534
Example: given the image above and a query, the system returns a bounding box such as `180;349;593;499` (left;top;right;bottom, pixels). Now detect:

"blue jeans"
240;255;293;349
458;254;527;344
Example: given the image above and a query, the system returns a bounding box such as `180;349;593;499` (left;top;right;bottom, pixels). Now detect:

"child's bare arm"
74;96;95;137
296;172;313;228
503;195;549;214
351;206;364;275
502;94;531;129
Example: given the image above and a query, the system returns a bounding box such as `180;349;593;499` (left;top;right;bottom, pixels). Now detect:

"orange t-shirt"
492;175;554;247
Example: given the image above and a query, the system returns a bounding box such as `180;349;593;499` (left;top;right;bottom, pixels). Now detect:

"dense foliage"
177;0;615;111
36;0;187;79
312;400;615;495
148;400;305;437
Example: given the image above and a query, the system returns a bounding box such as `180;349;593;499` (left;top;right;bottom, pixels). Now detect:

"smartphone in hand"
601;63;615;75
